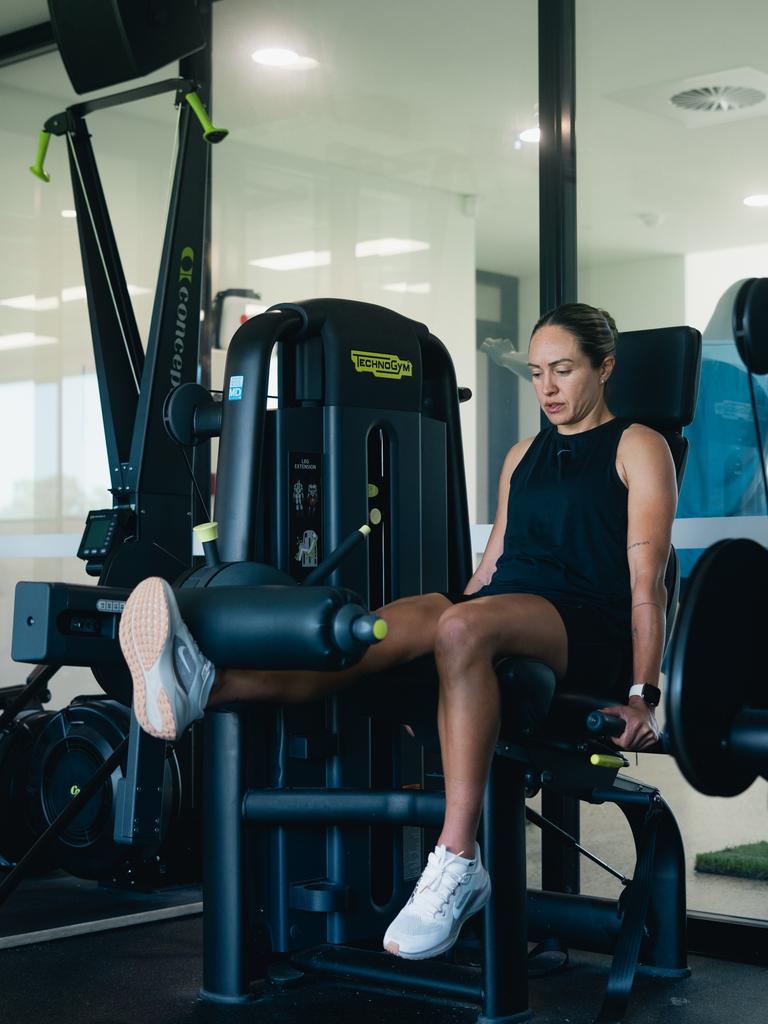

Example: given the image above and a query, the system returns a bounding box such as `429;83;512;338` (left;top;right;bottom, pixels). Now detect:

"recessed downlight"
743;194;768;207
251;48;318;70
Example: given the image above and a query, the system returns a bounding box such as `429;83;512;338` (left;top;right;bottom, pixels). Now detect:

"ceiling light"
518;127;541;144
355;238;430;258
0;293;59;311
0;333;58;352
382;282;431;294
61;209;76;218
251;48;318;70
249;250;331;271
743;194;768;207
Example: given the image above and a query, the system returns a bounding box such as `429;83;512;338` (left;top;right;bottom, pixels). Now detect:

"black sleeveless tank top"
487;417;632;615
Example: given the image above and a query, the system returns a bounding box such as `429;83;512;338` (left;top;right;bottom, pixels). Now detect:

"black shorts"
441;588;632;702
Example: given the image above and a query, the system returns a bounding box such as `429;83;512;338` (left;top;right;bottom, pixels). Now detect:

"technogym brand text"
350;349;413;380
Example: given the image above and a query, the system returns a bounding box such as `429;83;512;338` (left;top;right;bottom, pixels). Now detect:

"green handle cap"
185;92;229;144
193;521;219;542
30;130;51;182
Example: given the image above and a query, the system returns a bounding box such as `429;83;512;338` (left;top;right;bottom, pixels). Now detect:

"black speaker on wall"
47;0;206;94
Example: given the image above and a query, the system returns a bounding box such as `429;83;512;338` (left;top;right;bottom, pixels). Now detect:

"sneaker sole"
384;877;492;960
119;577;178;740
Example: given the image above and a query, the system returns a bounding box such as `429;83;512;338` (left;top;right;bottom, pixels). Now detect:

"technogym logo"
350;349;413;380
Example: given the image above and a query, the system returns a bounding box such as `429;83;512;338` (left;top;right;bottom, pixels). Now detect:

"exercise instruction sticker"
228;374;244;400
289;452;322;581
350;349;413;380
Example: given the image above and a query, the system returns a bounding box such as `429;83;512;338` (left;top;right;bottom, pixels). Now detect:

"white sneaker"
383;843;491;959
119;577;215;741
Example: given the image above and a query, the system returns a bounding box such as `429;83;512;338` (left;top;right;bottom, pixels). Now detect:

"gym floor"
1;913;767;1024
3;696;766;1022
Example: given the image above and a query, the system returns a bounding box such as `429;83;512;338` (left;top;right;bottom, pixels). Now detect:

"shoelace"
411;847;471;918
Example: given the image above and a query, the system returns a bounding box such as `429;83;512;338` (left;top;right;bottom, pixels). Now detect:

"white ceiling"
3;0;768;276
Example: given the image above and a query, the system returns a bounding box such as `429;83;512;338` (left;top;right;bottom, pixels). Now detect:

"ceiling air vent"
607;67;768;127
670;85;765;113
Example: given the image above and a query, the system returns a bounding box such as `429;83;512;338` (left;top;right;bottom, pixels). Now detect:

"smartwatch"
628;683;662;708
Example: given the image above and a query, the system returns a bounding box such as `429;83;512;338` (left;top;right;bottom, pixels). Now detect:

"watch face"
642;684;661;707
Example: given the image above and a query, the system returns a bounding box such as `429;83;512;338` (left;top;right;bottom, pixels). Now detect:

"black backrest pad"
607;326;701;431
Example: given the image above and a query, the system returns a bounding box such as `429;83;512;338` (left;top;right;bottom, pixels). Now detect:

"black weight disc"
0;710;54;867
733;278;768;375
26;700;130;879
667;538;768;796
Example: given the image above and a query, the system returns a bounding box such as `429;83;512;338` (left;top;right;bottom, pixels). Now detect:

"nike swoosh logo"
177;646;192;675
452;884;473;920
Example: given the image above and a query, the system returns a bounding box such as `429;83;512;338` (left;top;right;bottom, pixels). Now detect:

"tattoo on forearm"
627;540;651;552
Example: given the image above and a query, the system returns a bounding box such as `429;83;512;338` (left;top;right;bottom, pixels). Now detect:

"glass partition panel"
577;0;768;917
0;5;539;703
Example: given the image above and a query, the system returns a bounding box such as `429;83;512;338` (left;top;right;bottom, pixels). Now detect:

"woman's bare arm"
604;424;677;749
464;437;535;594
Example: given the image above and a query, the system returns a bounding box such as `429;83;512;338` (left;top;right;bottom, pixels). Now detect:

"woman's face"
528;324;613;428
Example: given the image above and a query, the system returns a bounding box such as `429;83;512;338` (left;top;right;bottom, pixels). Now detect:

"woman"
119;302;677;961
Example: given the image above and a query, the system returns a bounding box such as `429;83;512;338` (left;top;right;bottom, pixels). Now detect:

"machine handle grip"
30;130;51;182
585;711;625;738
303;525;371;586
184;91;229;144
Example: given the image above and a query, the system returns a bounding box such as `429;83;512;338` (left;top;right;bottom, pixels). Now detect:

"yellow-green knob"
193;521;219;542
589;753;624;769
373;619;388;641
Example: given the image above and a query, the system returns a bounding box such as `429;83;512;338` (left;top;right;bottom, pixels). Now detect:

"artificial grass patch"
695;841;768;881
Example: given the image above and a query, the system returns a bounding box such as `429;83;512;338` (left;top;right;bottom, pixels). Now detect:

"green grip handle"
185;92;229;144
30;130;51;182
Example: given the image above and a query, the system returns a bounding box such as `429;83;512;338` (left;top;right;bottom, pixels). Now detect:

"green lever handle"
30;130;51;182
184;92;229;144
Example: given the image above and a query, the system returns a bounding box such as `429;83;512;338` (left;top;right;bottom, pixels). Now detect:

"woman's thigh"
438;593;569;679
366;592;454;665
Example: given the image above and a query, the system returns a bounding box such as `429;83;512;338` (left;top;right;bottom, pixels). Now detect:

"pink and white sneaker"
119;577;215;741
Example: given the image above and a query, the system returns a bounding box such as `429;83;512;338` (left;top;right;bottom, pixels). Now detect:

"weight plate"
734;278;768;376
667;539;768;796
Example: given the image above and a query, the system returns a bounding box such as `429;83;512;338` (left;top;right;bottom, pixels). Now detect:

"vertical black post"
479;758;532;1024
538;0;577;312
538;0;581;899
182;4;213;526
200;709;251;1003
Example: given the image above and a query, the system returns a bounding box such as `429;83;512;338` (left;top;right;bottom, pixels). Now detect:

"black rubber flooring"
1;916;767;1024
0;872;201;942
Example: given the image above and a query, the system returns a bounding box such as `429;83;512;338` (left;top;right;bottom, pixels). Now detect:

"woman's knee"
376;592;451;658
434;604;493;662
